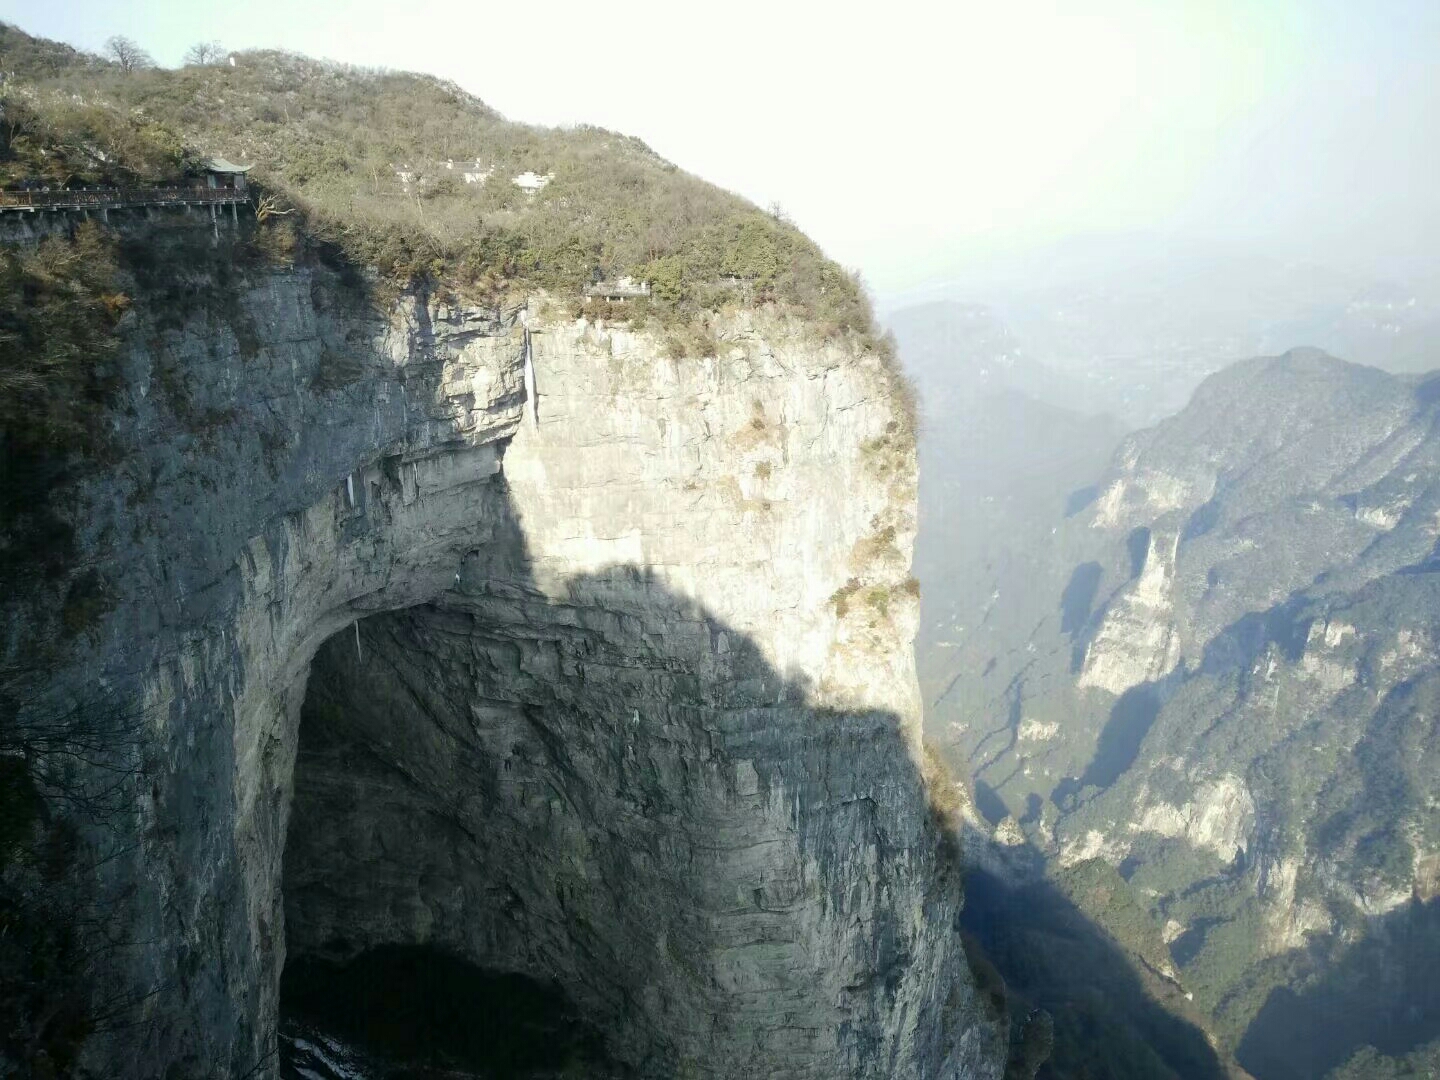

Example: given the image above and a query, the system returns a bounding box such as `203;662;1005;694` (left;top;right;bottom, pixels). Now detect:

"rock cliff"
924;347;1440;1074
4;235;1004;1077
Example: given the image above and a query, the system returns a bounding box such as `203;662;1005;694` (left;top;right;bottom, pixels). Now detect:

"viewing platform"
0;186;251;214
0;158;254;216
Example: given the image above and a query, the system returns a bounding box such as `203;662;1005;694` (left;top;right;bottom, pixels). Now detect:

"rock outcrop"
921;347;1440;1072
8;243;1004;1078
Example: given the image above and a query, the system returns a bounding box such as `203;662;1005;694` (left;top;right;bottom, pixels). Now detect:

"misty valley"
903;289;1440;1079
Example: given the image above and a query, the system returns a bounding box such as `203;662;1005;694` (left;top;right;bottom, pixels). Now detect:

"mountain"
893;236;1440;428
0;25;1005;1080
931;347;1440;1076
0;24;878;343
887;302;1125;790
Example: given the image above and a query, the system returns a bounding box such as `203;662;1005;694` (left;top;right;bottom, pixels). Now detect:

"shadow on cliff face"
280;946;621;1078
1050;586;1322;815
0;216;414;1077
277;478;990;1079
0;215;1001;1077
960;863;1230;1080
1236;898;1440;1080
1058;562;1103;639
1011;581;1440;1080
1050;684;1163;811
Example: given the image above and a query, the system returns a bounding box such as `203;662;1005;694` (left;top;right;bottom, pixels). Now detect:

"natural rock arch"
14;261;1004;1077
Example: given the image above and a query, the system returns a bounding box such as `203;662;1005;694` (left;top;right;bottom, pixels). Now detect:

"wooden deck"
0;187;250;213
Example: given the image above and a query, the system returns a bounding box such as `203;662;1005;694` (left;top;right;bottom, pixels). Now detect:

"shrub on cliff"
0;21;920;457
0;223;127;584
0;23;885;351
1327;1040;1440;1080
0;93;192;188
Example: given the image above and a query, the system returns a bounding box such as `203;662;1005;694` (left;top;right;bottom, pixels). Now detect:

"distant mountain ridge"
888;239;1440;428
929;346;1440;1078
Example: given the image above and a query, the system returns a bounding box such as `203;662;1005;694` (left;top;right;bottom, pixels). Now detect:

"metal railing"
583;281;652;299
0;186;251;212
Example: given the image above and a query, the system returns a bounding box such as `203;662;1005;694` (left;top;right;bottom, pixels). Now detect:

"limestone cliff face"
19;257;1003;1078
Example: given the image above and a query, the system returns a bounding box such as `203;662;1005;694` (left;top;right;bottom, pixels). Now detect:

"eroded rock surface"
13;256;1002;1078
923;348;1440;1071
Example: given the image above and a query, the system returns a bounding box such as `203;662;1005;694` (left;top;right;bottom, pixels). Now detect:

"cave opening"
258;543;962;1079
275;610;631;1080
278;946;614;1078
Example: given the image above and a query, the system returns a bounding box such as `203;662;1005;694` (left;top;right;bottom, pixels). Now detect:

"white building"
512;171;553;194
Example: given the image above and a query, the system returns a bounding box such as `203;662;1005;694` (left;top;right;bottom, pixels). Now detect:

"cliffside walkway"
0;186;250;214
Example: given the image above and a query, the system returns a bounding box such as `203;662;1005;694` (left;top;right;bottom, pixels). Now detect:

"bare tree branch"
255;193;296;223
183;41;225;67
103;36;154;74
0;682;159;1065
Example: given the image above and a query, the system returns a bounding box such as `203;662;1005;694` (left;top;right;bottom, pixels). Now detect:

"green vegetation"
0;18;927;629
961;867;1231;1080
1327;1040;1440;1080
0;223;126;584
1306;666;1440;890
0;223;125;452
0;23;922;604
960;928;1011;1021
851;524;901;567
860;419;917;482
1021;581;1440;1067
0;92;191;187
829;578;862;618
1054;860;1176;982
0;22;890;350
911;327;1440;1075
0;208;309;646
920;742;978;880
828;577;906;620
922;742;971;835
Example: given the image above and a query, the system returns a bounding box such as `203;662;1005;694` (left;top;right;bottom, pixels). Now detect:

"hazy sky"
5;0;1438;303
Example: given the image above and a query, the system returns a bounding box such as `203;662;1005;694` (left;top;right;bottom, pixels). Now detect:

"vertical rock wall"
284;314;1002;1076
9;259;1003;1078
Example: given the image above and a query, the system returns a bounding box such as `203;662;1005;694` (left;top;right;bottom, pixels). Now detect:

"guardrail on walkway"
0;187;251;213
